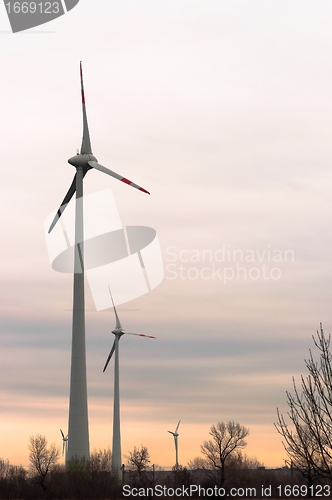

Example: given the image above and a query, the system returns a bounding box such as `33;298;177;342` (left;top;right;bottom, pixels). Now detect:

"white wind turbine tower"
103;289;155;475
168;420;180;469
48;63;150;462
60;429;68;459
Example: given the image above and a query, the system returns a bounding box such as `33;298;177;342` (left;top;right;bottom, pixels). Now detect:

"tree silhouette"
201;421;249;486
28;434;60;497
276;324;332;483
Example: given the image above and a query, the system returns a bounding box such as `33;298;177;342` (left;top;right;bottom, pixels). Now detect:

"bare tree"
275;324;332;483
28;434;60;497
201;421;249;486
169;465;192;488
125;445;151;477
66;457;90;500
188;451;262;472
0;458;27;500
0;458;10;481
90;448;112;472
88;448;116;499
187;456;209;471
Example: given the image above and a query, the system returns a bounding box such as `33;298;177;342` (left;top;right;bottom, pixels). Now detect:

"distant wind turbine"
60;429;68;459
48;63;149;462
168;420;180;469
103;289;155;475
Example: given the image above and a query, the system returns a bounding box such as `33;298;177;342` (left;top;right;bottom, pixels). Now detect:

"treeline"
1;414;331;499
0;456;325;500
0;456;117;500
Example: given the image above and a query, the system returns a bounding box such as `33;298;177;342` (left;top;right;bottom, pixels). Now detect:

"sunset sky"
1;1;332;469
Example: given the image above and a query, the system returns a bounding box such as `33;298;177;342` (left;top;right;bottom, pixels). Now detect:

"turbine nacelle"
68;153;97;168
112;327;124;336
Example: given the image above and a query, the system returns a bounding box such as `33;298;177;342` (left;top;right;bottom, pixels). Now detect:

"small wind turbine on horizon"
103;288;155;475
60;429;68;459
168;420;180;469
48;62;150;462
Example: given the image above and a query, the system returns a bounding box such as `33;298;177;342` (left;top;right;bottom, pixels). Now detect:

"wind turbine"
168;420;180;469
60;429;68;459
103;289;155;475
48;63;150;462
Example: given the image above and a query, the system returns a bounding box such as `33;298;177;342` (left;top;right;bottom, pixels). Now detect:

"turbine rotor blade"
125;332;156;339
60;429;65;439
175;420;181;433
48;174;77;233
103;339;116;372
108;287;122;329
80;62;92;154
88;161;150;194
48;170;89;233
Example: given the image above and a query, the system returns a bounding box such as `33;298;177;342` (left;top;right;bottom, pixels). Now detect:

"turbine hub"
112;328;124;335
68;153;97;168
